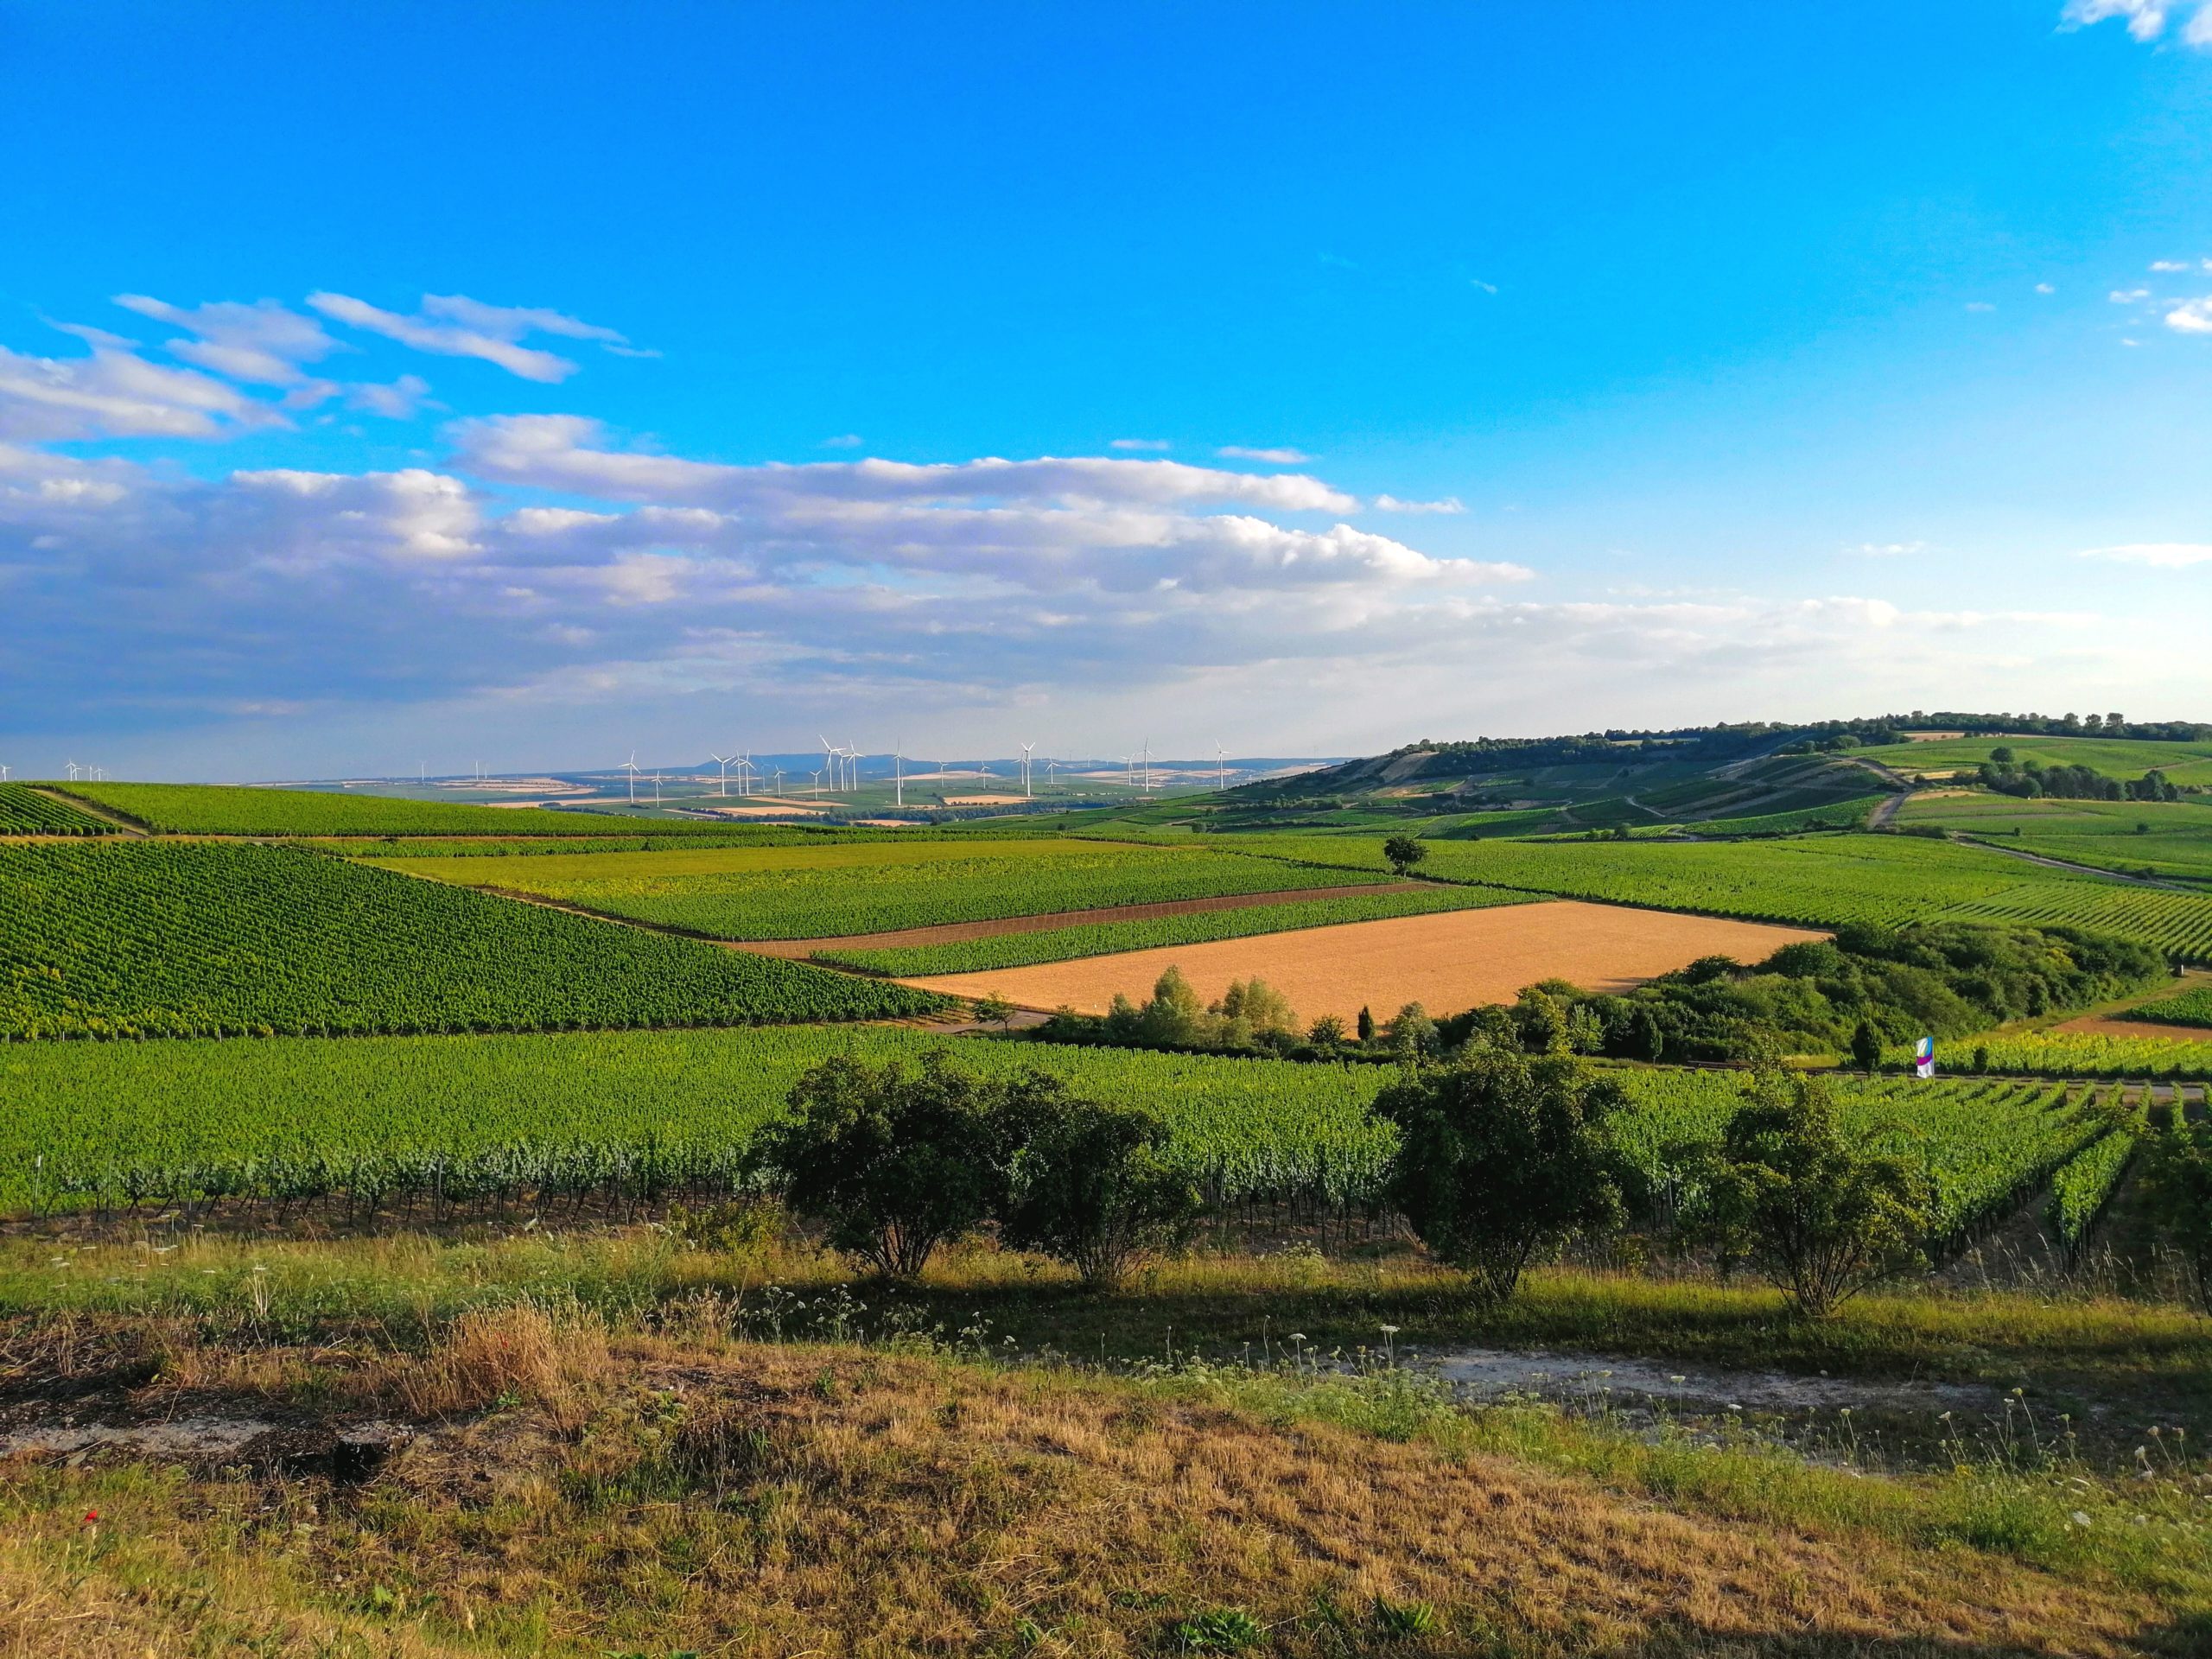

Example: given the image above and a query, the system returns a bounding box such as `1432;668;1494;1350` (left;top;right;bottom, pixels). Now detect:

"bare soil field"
899;899;1827;1020
2050;1014;2211;1041
739;881;1426;957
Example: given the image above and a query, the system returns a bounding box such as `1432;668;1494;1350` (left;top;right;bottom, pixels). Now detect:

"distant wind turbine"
1020;741;1035;798
620;751;645;804
709;752;735;798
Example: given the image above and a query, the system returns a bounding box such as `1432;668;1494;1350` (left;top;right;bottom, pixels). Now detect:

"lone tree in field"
1382;835;1427;876
999;1096;1200;1289
1848;1020;1884;1075
751;1053;1034;1281
971;990;1018;1032
1688;1071;1931;1319
1375;1047;1627;1304
2139;1117;2212;1313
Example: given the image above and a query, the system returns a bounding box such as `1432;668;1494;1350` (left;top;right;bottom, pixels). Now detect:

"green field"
1123;829;2212;960
1937;1028;2212;1079
0;1026;1398;1214
0;841;938;1040
2134;982;2212;1029
1897;793;2212;883
0;783;118;836
374;836;1380;939
817;883;1529;975
1858;734;2212;785
1681;793;1890;836
61;781;752;837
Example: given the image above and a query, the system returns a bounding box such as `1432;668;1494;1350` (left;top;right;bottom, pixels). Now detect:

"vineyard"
0;842;938;1040
2135;982;2212;1029
0;1026;1398;1217
817;884;1528;975
382;838;1381;939
2049;1122;2137;1248
0;784;118;837
1956;1030;2212;1080
1135;830;2212;960
1608;1069;2109;1247
60;781;753;838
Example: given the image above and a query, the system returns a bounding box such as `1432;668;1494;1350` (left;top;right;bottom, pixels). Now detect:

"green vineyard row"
817;884;1528;976
0;842;939;1041
0;785;118;837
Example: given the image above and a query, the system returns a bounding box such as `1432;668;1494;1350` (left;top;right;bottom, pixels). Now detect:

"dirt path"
734;881;1431;958
1961;836;2197;890
1866;789;1909;829
29;786;148;836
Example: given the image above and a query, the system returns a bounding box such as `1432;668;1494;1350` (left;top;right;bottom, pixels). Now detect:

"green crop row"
1958;1031;2212;1080
816;884;1529;975
2049;1126;2136;1247
1124;830;2212;962
2133;983;2212;1029
61;781;756;837
0;1027;1399;1215
381;839;1382;940
0;784;118;837
0;841;939;1042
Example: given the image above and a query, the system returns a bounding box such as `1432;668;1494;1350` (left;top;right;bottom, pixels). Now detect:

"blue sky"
4;1;2212;779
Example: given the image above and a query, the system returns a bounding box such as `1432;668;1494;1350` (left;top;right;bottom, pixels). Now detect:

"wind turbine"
65;760;79;782
893;738;905;808
1216;742;1229;791
0;765;9;783
819;735;840;795
1020;742;1035;798
620;752;645;804
1046;757;1059;787
735;753;758;797
709;752;734;797
1142;739;1154;793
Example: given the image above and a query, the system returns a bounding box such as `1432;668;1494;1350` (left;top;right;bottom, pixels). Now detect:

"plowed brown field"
899;899;1827;1021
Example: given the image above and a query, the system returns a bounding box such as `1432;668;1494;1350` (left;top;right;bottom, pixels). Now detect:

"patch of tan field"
696;801;826;817
900;899;1827;1020
2050;1014;2212;1041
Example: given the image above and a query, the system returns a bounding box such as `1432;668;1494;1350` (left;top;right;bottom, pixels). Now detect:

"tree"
1306;1013;1349;1050
2138;1117;2212;1313
1382;835;1427;876
1848;1019;1884;1074
999;1096;1200;1288
1512;984;1572;1053
1688;1072;1931;1319
1375;1048;1627;1303
972;991;1018;1032
750;1054;1036;1281
1384;1001;1438;1059
1356;1005;1376;1043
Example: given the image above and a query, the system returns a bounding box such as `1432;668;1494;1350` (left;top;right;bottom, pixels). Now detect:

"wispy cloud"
1217;445;1313;464
0;325;282;442
821;433;863;448
2151;259;2194;272
2061;0;2212;45
111;295;339;386
2079;541;2212;565
1370;493;1466;515
304;293;636;383
2110;288;2151;303
1850;541;1928;557
1109;437;1171;451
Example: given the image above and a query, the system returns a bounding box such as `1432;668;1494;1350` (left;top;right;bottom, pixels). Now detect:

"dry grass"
3;1334;2177;1658
900;899;1829;1021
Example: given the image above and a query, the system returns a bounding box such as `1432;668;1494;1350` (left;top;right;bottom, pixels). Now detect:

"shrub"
1687;1071;1932;1318
999;1096;1200;1288
1375;1047;1627;1303
1382;835;1427;875
750;1055;1031;1280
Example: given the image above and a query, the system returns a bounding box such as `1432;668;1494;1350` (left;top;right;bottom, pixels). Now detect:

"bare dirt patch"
738;881;1427;958
899;899;1826;1020
2050;1014;2212;1041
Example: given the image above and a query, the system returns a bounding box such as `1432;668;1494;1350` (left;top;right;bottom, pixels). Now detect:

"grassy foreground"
3;1230;2210;1656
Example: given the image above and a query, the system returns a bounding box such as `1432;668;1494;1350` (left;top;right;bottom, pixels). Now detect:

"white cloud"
1109;438;1172;451
821;433;863;448
306;292;629;382
1217;446;1313;464
2035;283;2056;294
1965;301;1995;312
2164;296;2212;333
2151;259;2193;272
454;416;1360;513
344;375;436;419
2063;0;2174;41
229;467;481;562
2079;541;2212;566
0;328;280;442
1851;541;1928;557
1371;494;1467;515
111;296;340;386
2063;0;2212;43
1470;278;1499;296
2110;288;2151;303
